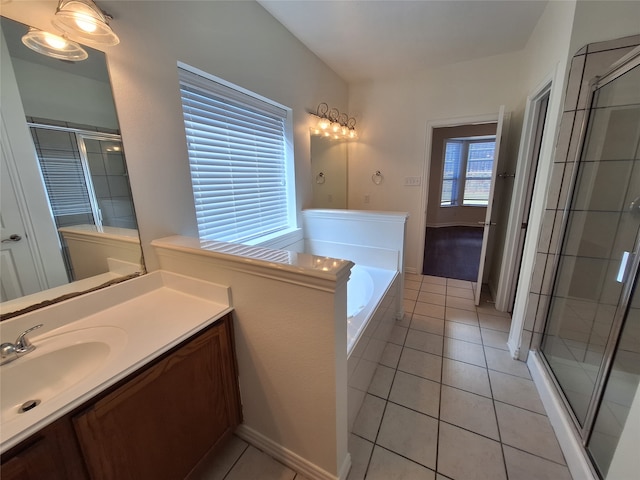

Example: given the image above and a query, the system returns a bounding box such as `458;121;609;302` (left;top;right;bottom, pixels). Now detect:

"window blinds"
179;68;291;243
30;127;94;218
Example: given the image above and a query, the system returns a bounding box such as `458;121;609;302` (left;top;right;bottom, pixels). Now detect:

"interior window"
178;65;296;244
440;137;495;207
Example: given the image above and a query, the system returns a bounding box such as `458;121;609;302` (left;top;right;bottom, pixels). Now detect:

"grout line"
363;307;412;479
221;442;250;480
372;444;437;475
500;442;573;468
478;298;510;480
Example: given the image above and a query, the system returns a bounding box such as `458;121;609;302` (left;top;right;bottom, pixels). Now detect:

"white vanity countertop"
0;271;232;453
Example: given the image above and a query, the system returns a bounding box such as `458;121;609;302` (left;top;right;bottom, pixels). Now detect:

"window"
440;138;495;207
178;65;296;244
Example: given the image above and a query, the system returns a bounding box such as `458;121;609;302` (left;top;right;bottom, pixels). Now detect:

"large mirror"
0;16;144;319
310;135;348;209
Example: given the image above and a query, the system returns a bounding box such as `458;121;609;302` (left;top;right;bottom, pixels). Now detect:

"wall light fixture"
53;0;120;46
310;103;358;140
21;27;88;61
20;0;119;61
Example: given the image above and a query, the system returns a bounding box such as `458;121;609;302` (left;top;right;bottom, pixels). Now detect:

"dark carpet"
422;226;483;281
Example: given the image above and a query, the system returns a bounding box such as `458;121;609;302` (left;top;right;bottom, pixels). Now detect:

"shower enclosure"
539;48;640;478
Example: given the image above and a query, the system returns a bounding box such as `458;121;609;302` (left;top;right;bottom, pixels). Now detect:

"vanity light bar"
309;103;358;140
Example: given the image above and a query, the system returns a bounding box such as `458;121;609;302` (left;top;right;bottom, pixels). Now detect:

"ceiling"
258;0;549;83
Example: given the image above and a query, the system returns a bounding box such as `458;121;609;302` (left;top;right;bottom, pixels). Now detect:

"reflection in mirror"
0;16;144;319
310;136;348;209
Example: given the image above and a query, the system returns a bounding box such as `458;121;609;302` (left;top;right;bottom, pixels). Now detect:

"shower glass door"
540;54;640;477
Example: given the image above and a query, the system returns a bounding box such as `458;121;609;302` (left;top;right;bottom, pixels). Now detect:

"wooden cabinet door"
1;418;88;480
73;316;241;480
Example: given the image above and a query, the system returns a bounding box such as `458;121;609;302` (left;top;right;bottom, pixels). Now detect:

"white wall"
570;0;640;56
347;51;527;273
12;57;118;129
507;0;576;348
2;1;348;272
607;381;640;479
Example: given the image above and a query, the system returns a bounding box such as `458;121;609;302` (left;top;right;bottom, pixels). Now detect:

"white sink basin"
0;326;127;422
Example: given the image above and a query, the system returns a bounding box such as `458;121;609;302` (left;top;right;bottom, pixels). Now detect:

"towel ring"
372;170;383;185
316;172;326;184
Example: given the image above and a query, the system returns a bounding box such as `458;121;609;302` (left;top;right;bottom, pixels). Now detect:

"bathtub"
346;264;400;432
347;265;397;355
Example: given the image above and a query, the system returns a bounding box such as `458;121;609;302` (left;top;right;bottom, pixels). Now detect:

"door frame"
494;75;554;312
418;113;500;278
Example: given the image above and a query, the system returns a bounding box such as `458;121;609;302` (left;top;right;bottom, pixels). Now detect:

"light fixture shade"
21;28;88;61
53;0;120;46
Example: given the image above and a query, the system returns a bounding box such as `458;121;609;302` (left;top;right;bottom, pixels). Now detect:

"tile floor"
190;274;574;480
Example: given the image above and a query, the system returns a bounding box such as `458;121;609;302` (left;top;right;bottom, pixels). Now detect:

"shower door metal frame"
536;46;640;449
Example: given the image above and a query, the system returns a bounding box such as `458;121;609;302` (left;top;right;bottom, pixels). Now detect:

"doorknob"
1;234;22;243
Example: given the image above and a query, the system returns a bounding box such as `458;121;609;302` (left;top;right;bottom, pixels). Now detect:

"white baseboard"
235;424;351;480
527;351;598;480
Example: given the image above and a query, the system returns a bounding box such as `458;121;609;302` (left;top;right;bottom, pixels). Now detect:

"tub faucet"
1;324;43;366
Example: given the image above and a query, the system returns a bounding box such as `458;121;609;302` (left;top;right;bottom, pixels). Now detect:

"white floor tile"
437;422;506;480
489;370;546;414
346;434;374;480
380;342;403;368
495;402;566;465
423;275;447;285
186;435;248;480
445;307;479;326
414;301;446;319
366;446;436;480
443;337;486;367
503;445;572;480
440;385;499;440
420;282;447;295
368;364;395;399
446;278;473;289
389;325;408;345
404;329;444;356
410;314;445;336
398;347;442;383
485;346;532;379
224;446;296;480
352;394;387;442
445;321;482;344
478;313;512;332
446;296;477;312
389;370;440;418
442;358;492;397
480;328;509;350
377;403;438;469
446;286;475;300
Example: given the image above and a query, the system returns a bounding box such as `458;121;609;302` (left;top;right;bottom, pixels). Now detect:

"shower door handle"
616;251;634;283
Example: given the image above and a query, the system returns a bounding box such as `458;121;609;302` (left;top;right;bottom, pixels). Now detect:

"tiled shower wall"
520;34;640;361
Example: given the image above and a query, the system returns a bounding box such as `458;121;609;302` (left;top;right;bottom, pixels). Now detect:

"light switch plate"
404;176;421;186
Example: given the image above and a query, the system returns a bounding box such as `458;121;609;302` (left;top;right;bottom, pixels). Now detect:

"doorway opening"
423;123;498;281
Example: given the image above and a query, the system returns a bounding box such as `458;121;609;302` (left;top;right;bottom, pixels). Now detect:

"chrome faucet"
1;324;43;366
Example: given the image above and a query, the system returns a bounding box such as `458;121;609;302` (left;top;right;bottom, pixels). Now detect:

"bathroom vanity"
0;272;241;479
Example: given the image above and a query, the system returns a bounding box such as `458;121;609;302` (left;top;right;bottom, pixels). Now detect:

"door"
0;147;43;300
475;105;506;305
508;92;550;311
540;54;640;478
